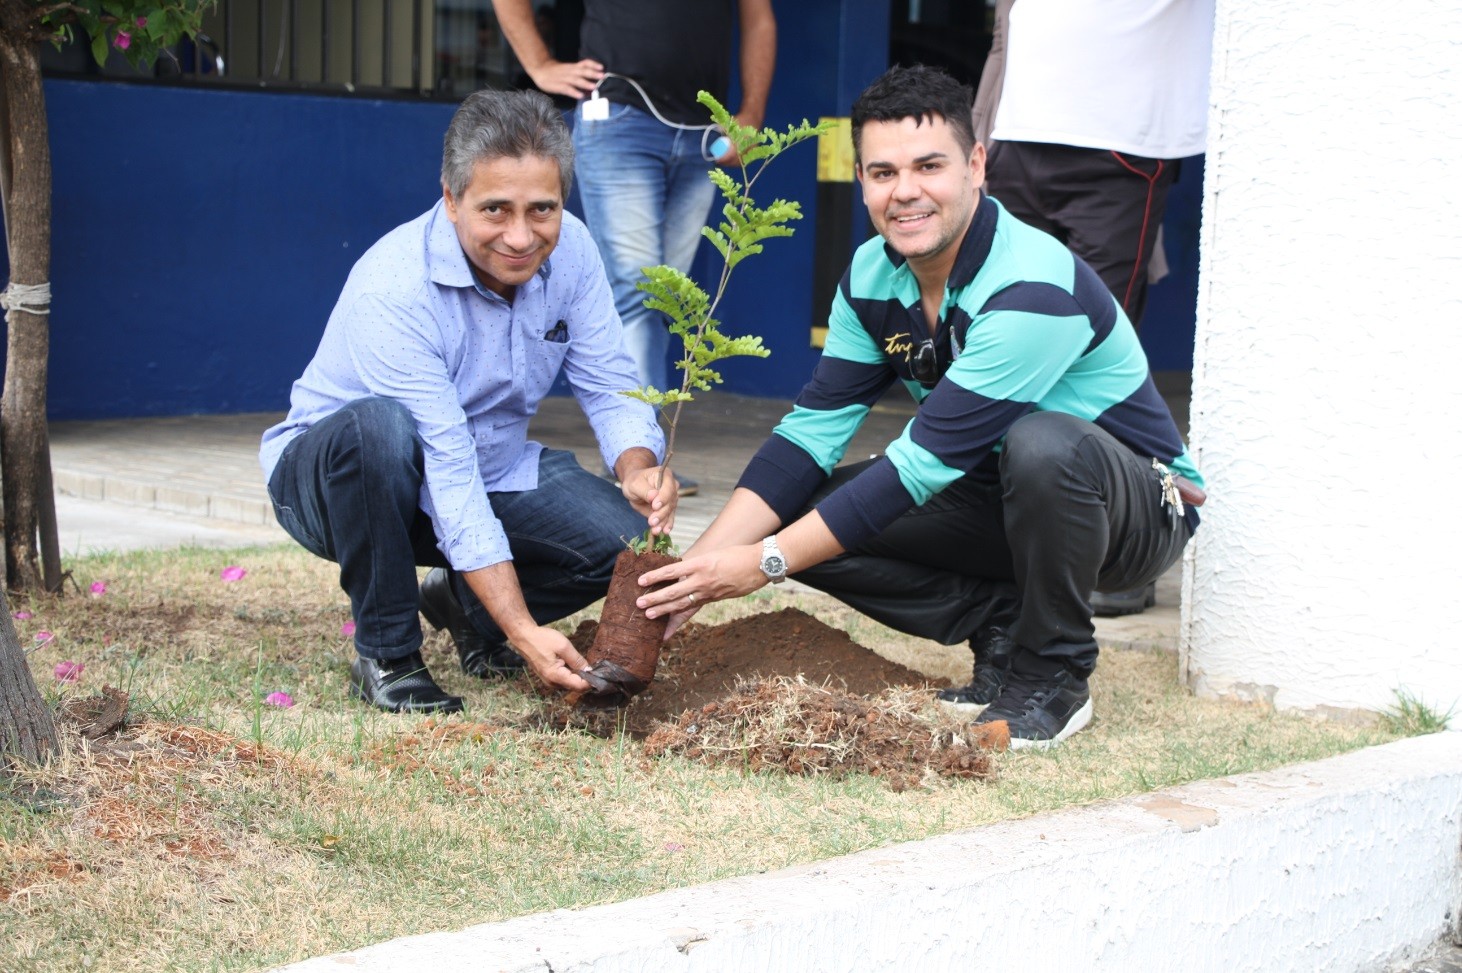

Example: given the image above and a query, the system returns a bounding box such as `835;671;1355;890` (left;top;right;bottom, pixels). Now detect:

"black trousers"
985;140;1179;329
791;412;1193;678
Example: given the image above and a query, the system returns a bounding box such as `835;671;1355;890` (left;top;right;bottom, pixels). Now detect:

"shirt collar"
426;198;554;299
879;190;999;290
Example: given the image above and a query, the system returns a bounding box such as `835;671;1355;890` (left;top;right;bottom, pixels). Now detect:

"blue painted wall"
27;1;883;420
24;0;1199;420
43;81;457;419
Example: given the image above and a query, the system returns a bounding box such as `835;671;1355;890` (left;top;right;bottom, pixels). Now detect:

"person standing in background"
980;0;1212;618
982;0;1213;331
493;0;779;496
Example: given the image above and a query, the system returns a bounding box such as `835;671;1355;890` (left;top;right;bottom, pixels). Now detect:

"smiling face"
855;114;985;280
442;154;563;298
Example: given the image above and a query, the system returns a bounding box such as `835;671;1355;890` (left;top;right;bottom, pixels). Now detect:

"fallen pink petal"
341;621;356;638
220;566;247;582
664;842;684;852
114;30;131;50
90;581;108;596
34;631;54;645
264;691;295;708
54;660;83;683
12;610;31;620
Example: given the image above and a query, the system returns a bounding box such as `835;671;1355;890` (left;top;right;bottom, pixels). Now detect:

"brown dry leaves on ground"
644;677;1006;792
2;718;308;905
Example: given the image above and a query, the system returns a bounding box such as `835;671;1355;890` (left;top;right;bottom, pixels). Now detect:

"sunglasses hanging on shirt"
911;338;950;388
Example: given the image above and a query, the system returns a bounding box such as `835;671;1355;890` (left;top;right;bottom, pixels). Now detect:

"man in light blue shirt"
260;90;679;714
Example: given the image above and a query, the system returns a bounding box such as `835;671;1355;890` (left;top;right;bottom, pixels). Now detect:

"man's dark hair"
850;64;976;162
442;89;574;199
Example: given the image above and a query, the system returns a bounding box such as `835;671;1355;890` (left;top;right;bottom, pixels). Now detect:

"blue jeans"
573;102;719;393
267;397;645;661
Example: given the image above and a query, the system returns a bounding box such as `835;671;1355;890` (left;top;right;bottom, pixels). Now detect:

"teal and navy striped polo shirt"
737;195;1203;550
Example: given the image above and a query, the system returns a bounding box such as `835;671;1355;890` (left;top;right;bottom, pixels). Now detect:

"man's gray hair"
441;89;574;199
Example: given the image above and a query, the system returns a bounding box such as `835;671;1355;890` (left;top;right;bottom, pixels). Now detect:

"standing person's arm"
716;0;777;164
491;0;604;98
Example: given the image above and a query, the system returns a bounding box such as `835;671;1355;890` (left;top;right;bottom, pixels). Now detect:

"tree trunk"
0;24;52;592
0;584;58;765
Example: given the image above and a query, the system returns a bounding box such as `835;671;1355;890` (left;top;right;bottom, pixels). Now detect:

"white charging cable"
585;72;730;160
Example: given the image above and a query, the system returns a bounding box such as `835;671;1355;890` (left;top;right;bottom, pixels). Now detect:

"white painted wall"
1182;0;1462;722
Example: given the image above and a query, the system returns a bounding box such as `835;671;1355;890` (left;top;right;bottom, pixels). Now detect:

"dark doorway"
888;0;993;87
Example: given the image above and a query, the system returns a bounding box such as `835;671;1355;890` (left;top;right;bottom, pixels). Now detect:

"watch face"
763;555;786;576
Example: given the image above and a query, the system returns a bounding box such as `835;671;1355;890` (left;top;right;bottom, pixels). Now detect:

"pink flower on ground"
264;691;295;708
114;30;131;50
12;610;31;620
664;842;684;852
34;631;54;645
90;581;108;596
220;566;247;582
54;661;83;683
341;621;356;638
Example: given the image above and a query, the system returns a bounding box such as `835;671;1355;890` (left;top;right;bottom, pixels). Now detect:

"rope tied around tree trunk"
1;281;51;322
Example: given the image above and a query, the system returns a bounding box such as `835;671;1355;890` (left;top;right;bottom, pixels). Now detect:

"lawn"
0;544;1406;972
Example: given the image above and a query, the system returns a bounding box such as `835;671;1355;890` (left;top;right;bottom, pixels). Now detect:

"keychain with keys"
1152;457;1183;527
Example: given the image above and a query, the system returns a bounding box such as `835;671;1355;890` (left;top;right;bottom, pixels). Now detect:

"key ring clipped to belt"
588;72;729;161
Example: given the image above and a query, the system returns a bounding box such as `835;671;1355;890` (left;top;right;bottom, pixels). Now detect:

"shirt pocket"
523;334;572;397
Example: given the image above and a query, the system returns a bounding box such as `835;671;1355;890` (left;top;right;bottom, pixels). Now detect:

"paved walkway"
48;390;1181;651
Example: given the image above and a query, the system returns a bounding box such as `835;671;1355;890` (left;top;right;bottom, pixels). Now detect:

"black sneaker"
975;668;1092;749
935;626;1016;715
1090;582;1156;617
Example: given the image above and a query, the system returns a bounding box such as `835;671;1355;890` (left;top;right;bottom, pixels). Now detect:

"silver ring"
687;592;697;604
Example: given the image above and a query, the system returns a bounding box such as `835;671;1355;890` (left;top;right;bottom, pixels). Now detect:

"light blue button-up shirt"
260;200;663;572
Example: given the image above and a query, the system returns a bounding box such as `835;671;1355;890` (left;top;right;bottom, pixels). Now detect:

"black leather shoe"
349;652;463;714
1091;582;1157;618
419;567;527;679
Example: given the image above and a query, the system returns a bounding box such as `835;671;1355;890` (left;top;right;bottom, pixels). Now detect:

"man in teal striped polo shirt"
635;64;1203;749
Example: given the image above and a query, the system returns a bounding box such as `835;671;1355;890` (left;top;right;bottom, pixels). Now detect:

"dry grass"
1;544;1404;972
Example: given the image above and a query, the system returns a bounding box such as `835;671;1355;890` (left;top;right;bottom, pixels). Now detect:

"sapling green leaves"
625;94;831;554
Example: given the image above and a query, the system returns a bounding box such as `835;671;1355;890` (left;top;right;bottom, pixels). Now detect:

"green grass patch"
0;544;1410;972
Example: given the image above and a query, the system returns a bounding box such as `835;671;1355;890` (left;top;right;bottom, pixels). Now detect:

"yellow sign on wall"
816;117;854;183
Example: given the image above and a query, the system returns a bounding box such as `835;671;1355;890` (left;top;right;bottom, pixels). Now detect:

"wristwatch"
759;535;788;584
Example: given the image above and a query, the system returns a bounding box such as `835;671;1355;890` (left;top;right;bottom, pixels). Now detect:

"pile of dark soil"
566;607;936;735
546;607;1005;789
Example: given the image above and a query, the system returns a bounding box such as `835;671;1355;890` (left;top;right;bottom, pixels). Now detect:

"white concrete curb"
279;733;1462;973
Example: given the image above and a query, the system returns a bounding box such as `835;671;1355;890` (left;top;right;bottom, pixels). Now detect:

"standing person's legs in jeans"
574;103;718;393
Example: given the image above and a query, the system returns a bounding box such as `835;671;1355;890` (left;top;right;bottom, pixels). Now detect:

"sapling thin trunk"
577;99;830;707
627;93;832;553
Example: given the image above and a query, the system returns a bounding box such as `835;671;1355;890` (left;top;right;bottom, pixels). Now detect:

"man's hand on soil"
515;625;591;692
